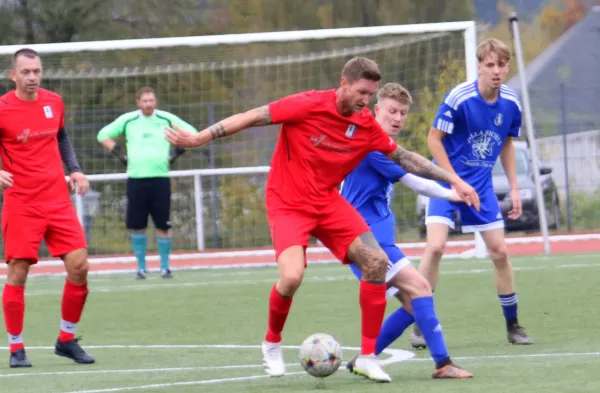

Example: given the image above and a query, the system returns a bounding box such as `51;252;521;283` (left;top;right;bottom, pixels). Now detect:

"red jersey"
0;88;70;207
266;89;398;213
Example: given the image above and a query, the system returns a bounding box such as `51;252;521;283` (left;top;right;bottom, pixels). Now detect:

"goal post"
0;21;490;257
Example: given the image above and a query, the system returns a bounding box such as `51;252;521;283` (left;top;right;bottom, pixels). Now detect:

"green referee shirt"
97;110;198;179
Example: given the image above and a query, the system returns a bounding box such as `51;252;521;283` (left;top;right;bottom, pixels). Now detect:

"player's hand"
452;178;480;211
0;170;13;189
165;124;204;148
69;172;89;196
508;189;523;219
448;188;462;202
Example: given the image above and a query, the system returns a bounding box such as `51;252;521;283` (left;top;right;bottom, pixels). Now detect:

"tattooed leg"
347;232;388;283
347;232;389;357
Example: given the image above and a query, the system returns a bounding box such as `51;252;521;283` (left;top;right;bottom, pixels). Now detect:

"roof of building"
506;7;600;135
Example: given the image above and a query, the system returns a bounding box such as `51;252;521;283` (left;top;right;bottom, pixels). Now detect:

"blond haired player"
413;38;533;347
342;83;472;379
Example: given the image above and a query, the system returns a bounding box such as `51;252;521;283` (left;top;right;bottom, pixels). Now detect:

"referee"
97;87;198;279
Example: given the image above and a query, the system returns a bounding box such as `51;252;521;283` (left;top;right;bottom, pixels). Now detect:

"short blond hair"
477;38;511;63
377;83;413;106
341;57;382;83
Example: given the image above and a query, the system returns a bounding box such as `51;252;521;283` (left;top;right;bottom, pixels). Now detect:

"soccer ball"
299;333;343;378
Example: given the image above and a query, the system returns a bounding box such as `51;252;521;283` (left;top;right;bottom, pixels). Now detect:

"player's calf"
4;260;30;366
261;246;306;377
59;250;92;354
481;229;533;345
347;233;389;358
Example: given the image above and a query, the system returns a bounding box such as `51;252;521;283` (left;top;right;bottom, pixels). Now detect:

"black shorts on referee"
126;177;171;231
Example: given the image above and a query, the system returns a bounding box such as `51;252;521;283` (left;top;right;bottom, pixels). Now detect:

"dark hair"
12;48;39;67
341;57;381;83
136;86;155;100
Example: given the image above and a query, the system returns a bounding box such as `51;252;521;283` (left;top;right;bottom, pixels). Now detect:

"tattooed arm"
207;105;273;140
165;105;273;148
386;145;459;185
386;143;481;210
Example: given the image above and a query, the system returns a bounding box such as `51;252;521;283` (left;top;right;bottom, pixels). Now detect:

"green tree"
392;59;466;236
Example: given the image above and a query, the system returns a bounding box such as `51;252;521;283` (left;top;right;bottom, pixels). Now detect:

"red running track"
2;235;599;277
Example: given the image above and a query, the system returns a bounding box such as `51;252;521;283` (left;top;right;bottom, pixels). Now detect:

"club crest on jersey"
43;105;53;118
345;124;356;138
494;113;503;126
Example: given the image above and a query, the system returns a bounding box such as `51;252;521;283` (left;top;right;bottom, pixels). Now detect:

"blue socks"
375;307;414;355
412;296;450;365
157;237;172;271
131;233;147;272
499;293;518;328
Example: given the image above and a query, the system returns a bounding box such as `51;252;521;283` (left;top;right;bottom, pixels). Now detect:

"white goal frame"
2;21;490;257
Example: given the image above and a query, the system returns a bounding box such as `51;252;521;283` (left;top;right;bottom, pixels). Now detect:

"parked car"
416;141;561;238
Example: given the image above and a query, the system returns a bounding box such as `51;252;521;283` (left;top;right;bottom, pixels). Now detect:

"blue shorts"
425;186;503;233
349;215;411;298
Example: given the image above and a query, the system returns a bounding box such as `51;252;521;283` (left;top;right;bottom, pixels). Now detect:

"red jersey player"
0;48;95;368
166;57;479;382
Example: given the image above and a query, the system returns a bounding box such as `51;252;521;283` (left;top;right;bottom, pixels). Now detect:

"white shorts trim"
461;220;504;233
425;216;456;229
384;257;411;299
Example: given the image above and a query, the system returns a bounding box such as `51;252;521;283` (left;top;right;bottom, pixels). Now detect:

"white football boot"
262;340;285;377
351;354;392;382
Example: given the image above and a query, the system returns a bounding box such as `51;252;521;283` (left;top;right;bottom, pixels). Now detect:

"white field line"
9;343;590;393
19;261;600;297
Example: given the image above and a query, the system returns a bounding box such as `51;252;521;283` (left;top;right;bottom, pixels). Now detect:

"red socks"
359;280;387;355
264;284;293;343
264;280;385;353
59;280;89;342
2;284;25;353
3;280;88;352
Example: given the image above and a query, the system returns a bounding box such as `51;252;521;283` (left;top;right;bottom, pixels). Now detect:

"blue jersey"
340;152;408;225
432;80;522;193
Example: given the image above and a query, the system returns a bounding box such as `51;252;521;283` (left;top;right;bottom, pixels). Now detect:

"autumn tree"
562;0;587;27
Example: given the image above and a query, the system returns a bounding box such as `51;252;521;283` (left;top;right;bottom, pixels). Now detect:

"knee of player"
488;243;509;263
414;275;433;297
6;260;30;286
426;241;446;257
279;270;304;291
65;252;89;278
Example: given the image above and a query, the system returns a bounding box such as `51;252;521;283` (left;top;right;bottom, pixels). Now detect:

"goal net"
0;23;479;259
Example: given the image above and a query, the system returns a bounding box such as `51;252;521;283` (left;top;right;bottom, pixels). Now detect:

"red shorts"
2;202;87;264
267;194;369;265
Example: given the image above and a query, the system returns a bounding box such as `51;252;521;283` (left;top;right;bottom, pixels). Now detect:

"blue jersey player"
416;38;532;346
342;83;472;379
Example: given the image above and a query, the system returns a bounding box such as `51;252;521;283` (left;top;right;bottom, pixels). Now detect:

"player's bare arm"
427;127;457;176
387;143;480;210
387;145;456;184
165;105;273;148
346;232;387;283
500;137;522;219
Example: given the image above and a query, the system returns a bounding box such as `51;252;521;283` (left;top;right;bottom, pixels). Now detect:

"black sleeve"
57;128;82;174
